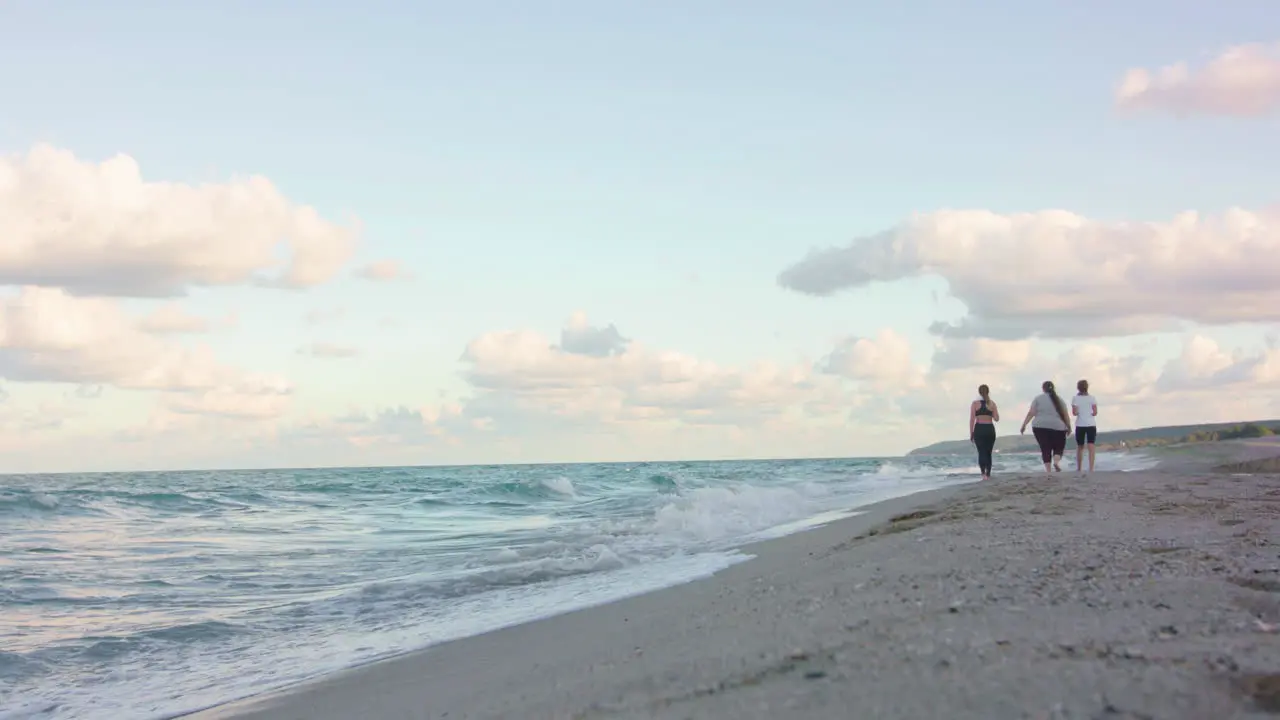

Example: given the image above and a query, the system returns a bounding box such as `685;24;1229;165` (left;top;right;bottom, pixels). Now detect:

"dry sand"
186;446;1280;720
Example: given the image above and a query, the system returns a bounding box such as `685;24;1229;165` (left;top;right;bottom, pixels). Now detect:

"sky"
1;0;1279;473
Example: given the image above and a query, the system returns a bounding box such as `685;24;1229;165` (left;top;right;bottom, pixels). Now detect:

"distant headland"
906;420;1280;456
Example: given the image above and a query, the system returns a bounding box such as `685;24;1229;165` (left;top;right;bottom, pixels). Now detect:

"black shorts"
1075;426;1097;446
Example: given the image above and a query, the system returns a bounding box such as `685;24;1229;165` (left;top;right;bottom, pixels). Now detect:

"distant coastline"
906;419;1280;456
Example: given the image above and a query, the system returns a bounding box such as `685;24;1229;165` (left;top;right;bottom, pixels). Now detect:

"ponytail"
1044;381;1070;427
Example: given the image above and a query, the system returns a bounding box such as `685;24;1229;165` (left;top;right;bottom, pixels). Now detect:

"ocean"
0;451;1155;719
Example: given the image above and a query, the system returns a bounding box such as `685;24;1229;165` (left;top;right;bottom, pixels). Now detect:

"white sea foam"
650;482;831;543
539;476;577;497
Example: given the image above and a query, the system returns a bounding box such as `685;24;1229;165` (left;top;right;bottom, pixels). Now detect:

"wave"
1;456;984;720
650;482;830;544
485;476;579;501
0;489;246;519
0;491;65;515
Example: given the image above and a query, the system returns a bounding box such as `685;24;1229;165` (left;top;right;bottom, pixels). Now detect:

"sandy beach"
186;445;1280;720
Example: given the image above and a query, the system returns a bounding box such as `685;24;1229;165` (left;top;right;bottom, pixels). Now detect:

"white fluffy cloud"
40;306;1280;471
0;144;357;297
897;339;1156;438
930;337;1032;372
255;317;900;464
1156;334;1280;392
313;321;1280;463
0;286;292;418
1116;43;1280;117
820;329;925;391
456;314;862;433
899;331;1280;444
395;318;1280;453
778;207;1280;339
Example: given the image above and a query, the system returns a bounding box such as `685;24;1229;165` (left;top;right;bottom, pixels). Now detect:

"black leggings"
1032;427;1067;463
973;423;996;476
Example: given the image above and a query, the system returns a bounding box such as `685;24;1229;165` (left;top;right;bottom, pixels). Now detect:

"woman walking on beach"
1072;379;1099;474
1020;380;1072;475
970;384;1000;481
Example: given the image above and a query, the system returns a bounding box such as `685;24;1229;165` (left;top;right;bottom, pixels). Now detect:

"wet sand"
186;447;1280;719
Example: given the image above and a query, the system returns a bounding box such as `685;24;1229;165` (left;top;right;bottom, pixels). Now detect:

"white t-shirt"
1071;394;1098;427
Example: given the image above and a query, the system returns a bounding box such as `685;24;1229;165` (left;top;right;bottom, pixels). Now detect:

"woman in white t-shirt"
1071;379;1099;473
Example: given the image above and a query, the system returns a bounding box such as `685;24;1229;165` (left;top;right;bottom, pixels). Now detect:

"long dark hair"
1042;380;1070;427
977;384;990;402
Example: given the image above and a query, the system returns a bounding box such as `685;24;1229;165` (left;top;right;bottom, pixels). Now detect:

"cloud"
23;310;1280;471
287;405;456;450
1096;336;1280;429
559;311;630;357
1116;43;1280;117
893;338;1160;434
0;286;292;418
0;144;357;297
427;318;1278;459
898;331;1280;444
930;337;1032;372
0;401;79;451
1044;344;1158;405
355;259;411;282
455;314;859;434
820;329;925;390
1155;334;1280;392
167;386;292;419
365;319;1278;462
778;207;1280;340
299;342;360;359
138;303;218;334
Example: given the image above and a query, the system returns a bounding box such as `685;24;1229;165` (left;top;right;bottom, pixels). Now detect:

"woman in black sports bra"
969;384;1000;481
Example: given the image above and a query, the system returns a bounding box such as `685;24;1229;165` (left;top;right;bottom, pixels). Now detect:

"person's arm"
969;402;977;441
1020;402;1035;433
1092;400;1098;417
991;401;1000;422
1071;398;1079;417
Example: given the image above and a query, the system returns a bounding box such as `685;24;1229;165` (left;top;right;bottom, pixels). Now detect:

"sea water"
0;452;1155;719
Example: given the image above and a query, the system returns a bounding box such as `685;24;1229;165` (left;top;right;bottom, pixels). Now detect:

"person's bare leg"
1087;442;1096;472
1076;444;1083;472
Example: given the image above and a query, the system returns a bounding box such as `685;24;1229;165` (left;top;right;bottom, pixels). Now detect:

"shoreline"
187;449;1279;719
179;483;972;719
